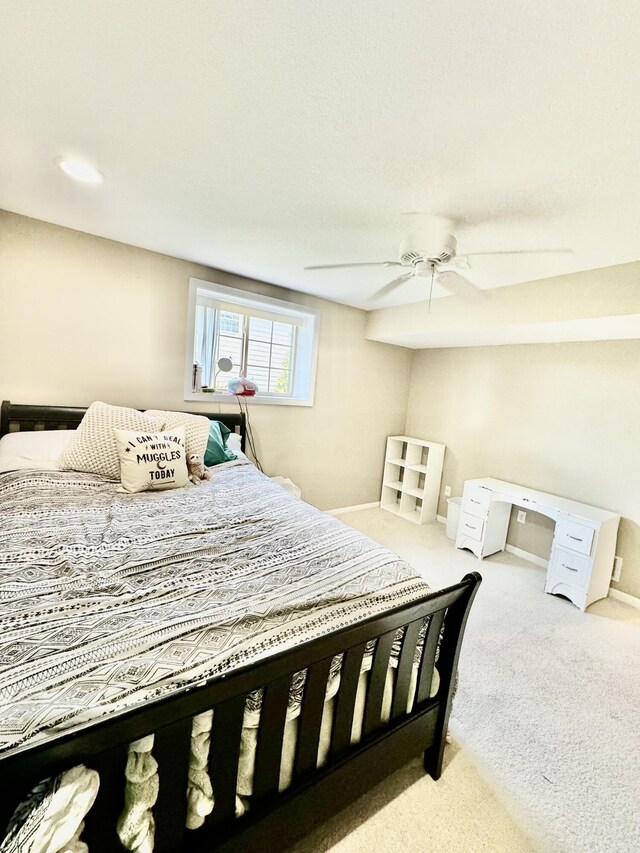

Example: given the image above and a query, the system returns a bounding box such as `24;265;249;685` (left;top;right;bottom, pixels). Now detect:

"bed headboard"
0;401;246;451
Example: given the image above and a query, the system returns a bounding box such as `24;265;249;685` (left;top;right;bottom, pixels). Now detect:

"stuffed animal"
187;453;212;485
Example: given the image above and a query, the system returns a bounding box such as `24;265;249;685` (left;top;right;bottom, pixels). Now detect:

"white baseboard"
608;588;640;609
326;501;380;516
504;544;549;570
436;514;447;524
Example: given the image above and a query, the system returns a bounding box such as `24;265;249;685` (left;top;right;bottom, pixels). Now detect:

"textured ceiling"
1;0;639;309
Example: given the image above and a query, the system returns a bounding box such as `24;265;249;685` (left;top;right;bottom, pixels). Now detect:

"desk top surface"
466;477;620;524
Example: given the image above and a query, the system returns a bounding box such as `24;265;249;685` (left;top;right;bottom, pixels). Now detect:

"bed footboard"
0;572;481;853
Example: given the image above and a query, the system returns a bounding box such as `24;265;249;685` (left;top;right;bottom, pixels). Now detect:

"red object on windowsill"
227;376;258;396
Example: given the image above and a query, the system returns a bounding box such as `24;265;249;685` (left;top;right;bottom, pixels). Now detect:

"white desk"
455;478;620;611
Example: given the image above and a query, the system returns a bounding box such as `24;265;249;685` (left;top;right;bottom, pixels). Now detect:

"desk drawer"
556;518;594;556
459;511;484;541
462;486;490;519
549;547;591;588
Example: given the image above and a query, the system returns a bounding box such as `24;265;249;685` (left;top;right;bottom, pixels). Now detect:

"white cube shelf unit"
380;436;445;524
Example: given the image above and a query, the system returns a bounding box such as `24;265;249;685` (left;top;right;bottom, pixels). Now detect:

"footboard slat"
330;642;366;757
362;630;396;736
391;618;423;720
416;609;446;704
293;656;333;780
82;743;128;853
153;717;193;852
253;674;292;800
209;694;246;826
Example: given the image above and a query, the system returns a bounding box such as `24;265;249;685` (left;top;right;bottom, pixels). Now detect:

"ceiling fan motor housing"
400;232;457;267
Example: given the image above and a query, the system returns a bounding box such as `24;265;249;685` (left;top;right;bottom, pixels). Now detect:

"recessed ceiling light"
56;158;104;184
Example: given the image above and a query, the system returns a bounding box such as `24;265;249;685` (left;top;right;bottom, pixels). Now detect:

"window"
185;279;320;406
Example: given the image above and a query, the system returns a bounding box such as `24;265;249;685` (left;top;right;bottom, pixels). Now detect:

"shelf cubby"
380;485;402;515
380;436;445;525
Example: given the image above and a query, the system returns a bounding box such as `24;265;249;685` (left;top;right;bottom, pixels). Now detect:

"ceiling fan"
305;214;574;306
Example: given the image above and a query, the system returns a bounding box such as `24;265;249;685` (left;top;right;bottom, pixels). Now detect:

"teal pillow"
204;420;237;466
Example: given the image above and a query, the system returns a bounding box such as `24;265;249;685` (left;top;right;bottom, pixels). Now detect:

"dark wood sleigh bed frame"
0;401;481;853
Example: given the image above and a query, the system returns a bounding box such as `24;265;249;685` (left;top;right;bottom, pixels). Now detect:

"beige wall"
2;210;638;597
405;342;640;597
0;210;412;509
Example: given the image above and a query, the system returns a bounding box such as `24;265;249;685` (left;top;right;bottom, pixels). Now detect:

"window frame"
184;278;320;407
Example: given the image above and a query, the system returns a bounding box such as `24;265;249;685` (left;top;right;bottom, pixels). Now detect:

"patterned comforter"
0;461;430;755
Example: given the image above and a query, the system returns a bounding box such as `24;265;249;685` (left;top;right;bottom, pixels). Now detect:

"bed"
0;400;481;853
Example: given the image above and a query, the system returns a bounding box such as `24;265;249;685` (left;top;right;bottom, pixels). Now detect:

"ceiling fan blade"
463;248;574;257
437;269;486;298
450;255;471;269
304;261;401;270
369;272;414;301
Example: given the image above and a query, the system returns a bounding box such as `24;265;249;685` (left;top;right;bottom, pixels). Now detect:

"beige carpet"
292;745;534;853
290;509;640;853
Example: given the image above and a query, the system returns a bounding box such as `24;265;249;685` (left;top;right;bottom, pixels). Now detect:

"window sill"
184;391;314;407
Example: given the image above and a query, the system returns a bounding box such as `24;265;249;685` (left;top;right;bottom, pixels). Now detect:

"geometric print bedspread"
0;461;431;756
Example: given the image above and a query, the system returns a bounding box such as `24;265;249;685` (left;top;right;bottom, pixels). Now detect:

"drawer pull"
470;499;480;504
464;523;476;529
561;564;578;572
568;535;583;542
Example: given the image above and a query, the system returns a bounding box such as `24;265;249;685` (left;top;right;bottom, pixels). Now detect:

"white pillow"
144;410;209;457
58;402;163;480
114;426;189;493
227;432;242;456
0;430;75;472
